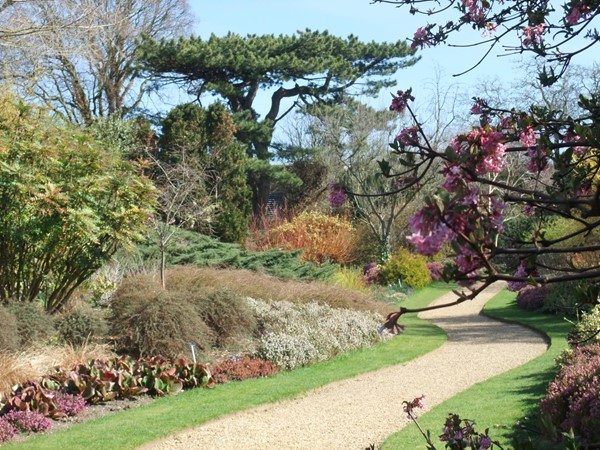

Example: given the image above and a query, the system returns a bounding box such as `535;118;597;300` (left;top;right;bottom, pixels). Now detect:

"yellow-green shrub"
328;267;370;293
379;248;431;289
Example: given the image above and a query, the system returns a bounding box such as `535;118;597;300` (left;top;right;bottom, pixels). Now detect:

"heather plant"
0;418;16;443
363;262;382;285
269;211;357;264
248;298;390;369
3;410;52;433
379;248;431;289
540;344;600;445
515;286;548;311
52;392;86;417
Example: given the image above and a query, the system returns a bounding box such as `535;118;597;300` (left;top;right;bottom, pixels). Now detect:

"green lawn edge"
381;289;572;449
7;283;451;450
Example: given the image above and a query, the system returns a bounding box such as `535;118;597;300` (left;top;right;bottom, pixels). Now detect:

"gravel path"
140;283;548;450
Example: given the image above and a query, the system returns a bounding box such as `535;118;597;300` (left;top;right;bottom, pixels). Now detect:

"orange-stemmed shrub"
268;211;357;265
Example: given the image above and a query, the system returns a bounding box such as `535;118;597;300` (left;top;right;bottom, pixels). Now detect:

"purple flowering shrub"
362;262;381;285
439;413;496;450
53;391;87;416
515;285;547;311
0;419;17;442
3;410;52;433
540;344;600;445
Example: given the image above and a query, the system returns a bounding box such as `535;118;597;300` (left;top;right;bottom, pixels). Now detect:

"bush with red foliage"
211;356;279;384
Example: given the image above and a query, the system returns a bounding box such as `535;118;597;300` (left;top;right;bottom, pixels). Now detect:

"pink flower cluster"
566;3;592;25
440;413;494;449
462;0;487;21
449;126;506;175
407;206;453;256
412;26;434;49
390;89;415;114
395;126;419;146
507;262;530;291
521;24;544;47
403;394;425;418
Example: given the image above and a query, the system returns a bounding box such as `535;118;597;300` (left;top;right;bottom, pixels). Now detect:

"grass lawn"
6;283;451;450
381;289;572;449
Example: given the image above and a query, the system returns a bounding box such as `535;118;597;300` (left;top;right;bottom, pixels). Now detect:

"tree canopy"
139;29;417;158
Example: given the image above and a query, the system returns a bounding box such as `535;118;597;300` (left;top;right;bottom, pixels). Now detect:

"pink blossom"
519;126;537;147
521;24;544;47
566;4;591;25
441;164;466;192
412;27;433;49
407;206;453;256
455;245;484;275
395;126;419;146
565;132;588;156
462;0;486;21
390;89;415;114
470;98;486;115
527;146;549;172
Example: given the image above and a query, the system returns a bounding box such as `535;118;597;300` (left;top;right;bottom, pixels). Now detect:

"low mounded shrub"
56;307;109;346
329;267;370;293
110;274;214;357
212;356;279;384
0;307;19;352
379;248;431;289
540;344;600;445
248;298;390;370
53;392;87;416
515;285;548;311
3;410;52;433
8;302;55;346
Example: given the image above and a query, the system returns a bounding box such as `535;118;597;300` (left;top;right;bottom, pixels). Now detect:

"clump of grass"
170;266;394;317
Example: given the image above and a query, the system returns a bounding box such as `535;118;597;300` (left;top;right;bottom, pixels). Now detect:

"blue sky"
187;0;527;110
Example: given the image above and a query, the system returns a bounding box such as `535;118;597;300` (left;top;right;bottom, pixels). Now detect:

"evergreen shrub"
56;307;109;346
379;248;431;289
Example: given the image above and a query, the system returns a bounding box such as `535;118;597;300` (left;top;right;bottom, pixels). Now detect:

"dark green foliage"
130;227;337;281
56;308;109;346
211;357;278;384
159;103;252;243
140;30;416;213
543;280;595;316
379;248;431;289
0;307;19;352
110;275;215;358
8;303;55;347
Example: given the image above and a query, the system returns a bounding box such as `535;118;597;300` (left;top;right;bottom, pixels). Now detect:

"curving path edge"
139;283;548;450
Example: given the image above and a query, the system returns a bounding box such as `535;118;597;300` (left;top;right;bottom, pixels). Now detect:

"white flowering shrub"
247;298;391;370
